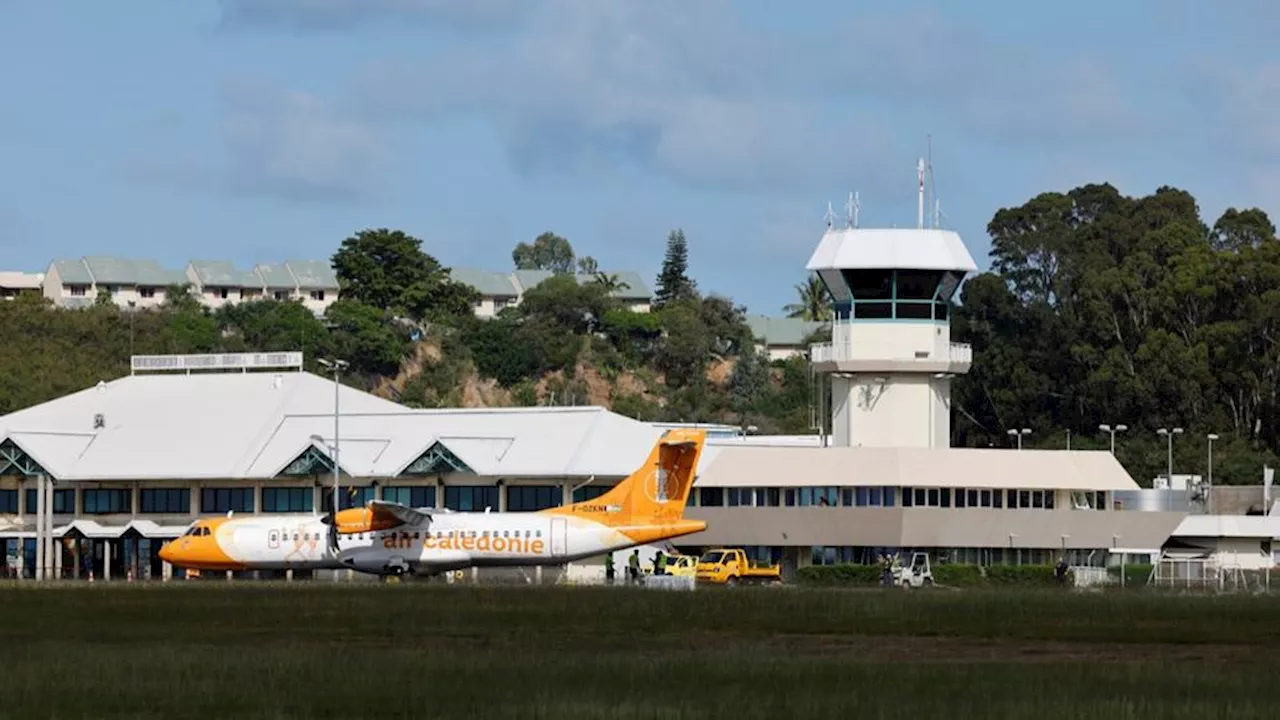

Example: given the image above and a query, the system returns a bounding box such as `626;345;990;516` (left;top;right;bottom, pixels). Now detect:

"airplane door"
551;517;567;557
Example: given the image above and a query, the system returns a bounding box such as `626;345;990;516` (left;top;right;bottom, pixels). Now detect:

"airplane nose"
159;541;174;564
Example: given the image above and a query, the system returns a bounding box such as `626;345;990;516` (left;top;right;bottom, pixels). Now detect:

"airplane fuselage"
169;509;689;576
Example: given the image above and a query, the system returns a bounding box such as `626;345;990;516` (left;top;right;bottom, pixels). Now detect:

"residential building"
746;314;827;360
0;271;43;300
43;257;188;309
449;267;653;317
40;256;338;314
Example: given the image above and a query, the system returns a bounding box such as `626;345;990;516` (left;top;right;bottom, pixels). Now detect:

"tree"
577;256;599;275
592;272;630;295
331;228;477;322
783;274;832;322
512;232;575;274
654;229;697;308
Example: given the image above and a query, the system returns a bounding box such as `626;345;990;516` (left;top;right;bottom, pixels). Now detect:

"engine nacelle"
332;507;402;534
339;551;411;576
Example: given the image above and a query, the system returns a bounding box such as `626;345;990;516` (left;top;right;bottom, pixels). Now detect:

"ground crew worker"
604;552;615;585
654;551;667;576
1055;556;1069;585
628;549;640;584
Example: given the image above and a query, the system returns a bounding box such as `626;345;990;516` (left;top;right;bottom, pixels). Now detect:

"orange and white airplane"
158;429;706;577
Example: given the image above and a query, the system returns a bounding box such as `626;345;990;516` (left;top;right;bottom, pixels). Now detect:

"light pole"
1207;433;1219;513
1098;423;1127;454
1156;427;1183;511
1006;428;1031;450
317;358;349;565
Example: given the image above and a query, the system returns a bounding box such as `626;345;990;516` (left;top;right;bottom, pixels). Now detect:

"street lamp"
1156;427;1183;511
1006;428;1031;450
317;358;349;569
1098;423;1127;454
1207;433;1219;513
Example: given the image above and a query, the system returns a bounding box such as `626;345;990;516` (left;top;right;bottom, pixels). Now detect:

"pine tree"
654;229;697;308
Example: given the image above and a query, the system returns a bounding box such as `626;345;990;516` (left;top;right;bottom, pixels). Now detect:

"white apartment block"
449;267;653;318
39;257;339;315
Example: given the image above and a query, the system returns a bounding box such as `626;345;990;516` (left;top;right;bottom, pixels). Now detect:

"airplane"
158;428;707;578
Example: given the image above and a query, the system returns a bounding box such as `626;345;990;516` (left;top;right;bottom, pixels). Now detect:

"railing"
809;340;972;366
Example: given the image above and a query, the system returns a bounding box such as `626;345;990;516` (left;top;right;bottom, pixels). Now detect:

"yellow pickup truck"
695;548;782;586
664;554;697;578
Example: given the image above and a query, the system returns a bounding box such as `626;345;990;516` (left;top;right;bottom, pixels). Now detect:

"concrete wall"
682;506;1184;551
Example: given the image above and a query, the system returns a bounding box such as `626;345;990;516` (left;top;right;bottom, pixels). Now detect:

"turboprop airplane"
158;428;707;577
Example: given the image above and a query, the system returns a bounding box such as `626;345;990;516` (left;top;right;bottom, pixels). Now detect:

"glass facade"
506;485;563;512
445;486;499;512
200;487;254;514
82;489;130;514
262;487;313;513
140;488;190;514
381;486;436;508
0;489;16;513
825;268;964;322
24;489;74;514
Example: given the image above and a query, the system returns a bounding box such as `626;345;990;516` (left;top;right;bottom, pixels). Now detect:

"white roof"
694;446;1138;492
0;369;1142;494
0;371;665;481
1171;515;1280;539
805;228;977;273
0;271;43;289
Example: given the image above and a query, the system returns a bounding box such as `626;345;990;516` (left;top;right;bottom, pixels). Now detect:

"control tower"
806;171;977;449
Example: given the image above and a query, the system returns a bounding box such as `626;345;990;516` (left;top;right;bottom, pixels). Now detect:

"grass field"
2;583;1279;719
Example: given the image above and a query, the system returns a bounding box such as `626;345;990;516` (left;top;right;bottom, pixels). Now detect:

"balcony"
809;339;972;373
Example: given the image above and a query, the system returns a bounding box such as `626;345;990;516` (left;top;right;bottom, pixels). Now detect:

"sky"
1;0;1278;316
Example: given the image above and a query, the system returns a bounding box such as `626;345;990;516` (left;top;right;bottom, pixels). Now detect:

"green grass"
2;583;1279;719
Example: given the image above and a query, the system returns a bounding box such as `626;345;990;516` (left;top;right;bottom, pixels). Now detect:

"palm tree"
783;274;831;321
592;272;630;295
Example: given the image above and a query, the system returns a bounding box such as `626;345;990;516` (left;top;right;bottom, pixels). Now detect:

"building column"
103;539;112;582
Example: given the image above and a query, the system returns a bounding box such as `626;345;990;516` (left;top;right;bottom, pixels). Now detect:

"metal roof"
254;263;298;289
0;371;1141;494
449;267;520;297
746;314;827;346
806;228;978;273
187;261;262;288
284;260;339;289
49;259;93;285
0;373;663;482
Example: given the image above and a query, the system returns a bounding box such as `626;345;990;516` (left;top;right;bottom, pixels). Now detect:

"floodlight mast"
317;357;349;579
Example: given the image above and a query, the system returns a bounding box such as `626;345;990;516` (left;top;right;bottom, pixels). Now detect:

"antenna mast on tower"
846;192;860;229
825;202;836;230
928;135;940;229
916;158;926;229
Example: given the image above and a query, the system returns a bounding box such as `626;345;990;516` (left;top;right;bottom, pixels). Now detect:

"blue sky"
2;0;1278;316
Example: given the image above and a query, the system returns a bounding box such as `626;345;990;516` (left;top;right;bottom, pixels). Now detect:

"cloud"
350;1;1139;195
220;79;388;202
214;0;530;32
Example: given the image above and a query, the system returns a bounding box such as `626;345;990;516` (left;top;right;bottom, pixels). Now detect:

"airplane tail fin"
546;428;706;528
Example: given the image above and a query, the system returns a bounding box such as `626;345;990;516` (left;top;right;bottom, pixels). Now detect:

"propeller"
320;491;341;555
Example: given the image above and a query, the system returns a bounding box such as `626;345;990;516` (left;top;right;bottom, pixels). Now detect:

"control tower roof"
805;228;977;273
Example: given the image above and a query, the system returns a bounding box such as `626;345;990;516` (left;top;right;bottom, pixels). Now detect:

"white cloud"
220;79;388;201
214;0;530;31
348;1;1139;195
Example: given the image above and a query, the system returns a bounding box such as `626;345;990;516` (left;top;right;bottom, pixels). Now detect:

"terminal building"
0;207;1190;581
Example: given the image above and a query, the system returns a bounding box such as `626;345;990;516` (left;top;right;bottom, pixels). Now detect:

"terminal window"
572;485;609;503
24;489;74;514
201;488;254;514
83;489;131;514
0;489;16;513
262;487;313;513
140;488;190;514
506;485;562;511
382;486;436;508
445;486;499;512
